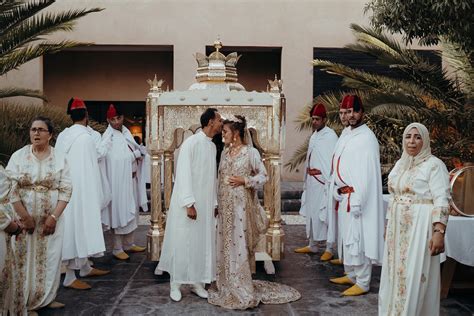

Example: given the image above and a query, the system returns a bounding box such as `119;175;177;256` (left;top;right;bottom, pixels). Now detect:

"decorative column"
163;150;174;211
264;75;286;260
146;75;165;261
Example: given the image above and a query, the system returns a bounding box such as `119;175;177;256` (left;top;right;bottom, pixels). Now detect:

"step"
144;181;303;214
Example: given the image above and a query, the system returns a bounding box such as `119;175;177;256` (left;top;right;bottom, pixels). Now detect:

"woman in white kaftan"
208;116;301;310
0;166;22;296
2;118;72;315
379;123;450;316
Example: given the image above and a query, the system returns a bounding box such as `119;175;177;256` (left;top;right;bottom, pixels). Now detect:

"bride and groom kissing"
158;108;300;310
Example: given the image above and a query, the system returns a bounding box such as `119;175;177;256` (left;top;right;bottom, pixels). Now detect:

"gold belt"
22;185;51;193
394;196;433;205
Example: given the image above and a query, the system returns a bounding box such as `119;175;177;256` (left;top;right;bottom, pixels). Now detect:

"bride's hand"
228;176;245;187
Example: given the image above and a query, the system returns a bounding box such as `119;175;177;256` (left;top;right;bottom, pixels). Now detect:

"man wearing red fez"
55;98;110;290
295;102;338;261
100;104;148;260
328;94;384;296
326;96;352;266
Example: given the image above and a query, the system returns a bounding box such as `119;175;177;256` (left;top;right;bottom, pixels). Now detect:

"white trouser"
308;224;332;253
344;256;372;291
113;231;135;253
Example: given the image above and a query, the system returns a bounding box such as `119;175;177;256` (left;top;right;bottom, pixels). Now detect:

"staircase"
144;181;304;214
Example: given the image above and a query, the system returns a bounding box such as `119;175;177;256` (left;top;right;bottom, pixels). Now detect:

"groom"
158;108;223;302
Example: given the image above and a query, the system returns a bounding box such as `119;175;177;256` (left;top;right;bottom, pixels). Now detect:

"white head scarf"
398;122;433;171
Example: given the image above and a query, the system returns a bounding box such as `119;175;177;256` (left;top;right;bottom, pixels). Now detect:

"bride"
208;115;300;310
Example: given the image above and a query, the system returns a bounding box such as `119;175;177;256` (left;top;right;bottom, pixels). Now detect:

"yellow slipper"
294;246;316;254
114;251;130;260
329;275;355;285
65;279;92;290
342;284;368;296
48;301;65;309
126;245;146;253
320;251;334;261
329;258;343;265
85;268;110;277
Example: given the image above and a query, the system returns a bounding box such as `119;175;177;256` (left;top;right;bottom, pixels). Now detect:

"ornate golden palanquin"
145;40;286;261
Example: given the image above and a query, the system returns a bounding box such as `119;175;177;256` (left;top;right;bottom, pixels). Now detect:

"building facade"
0;0;383;180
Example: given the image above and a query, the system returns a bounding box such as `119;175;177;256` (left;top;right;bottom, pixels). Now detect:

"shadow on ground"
39;225;474;315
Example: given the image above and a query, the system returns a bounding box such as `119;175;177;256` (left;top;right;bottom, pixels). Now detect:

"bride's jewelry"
230;143;243;156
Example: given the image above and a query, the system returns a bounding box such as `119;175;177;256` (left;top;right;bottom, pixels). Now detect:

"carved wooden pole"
264;75;286;260
146;75;165;261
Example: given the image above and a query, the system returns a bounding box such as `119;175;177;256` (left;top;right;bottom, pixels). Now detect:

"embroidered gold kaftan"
2;145;72;315
379;156;450;316
208;146;301;310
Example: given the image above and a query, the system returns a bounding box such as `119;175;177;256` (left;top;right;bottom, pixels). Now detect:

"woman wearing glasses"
2;117;72;315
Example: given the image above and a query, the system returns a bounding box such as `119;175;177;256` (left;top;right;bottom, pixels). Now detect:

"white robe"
100;125;148;234
55;125;106;264
300;126;338;241
158;131;217;284
379;156;450;316
88;126;111;210
326;127;351;249
333;124;384;265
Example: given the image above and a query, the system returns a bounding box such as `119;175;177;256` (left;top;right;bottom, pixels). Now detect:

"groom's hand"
187;205;197;220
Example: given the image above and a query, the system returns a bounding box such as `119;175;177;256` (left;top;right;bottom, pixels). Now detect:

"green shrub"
0;102;70;165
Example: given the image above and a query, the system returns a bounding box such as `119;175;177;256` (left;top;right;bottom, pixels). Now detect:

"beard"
349;116;363;127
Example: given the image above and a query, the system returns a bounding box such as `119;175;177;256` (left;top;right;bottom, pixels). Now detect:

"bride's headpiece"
226;115;243;124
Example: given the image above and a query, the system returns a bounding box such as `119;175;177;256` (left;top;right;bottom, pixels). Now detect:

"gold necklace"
230;144;243;156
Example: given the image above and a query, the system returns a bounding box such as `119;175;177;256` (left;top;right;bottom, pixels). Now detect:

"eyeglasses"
30;128;50;134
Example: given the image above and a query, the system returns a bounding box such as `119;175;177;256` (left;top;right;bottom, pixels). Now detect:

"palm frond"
1;8;103;55
0;40;91;75
294;102;313;132
314;59;432;106
441;41;474;100
0;0;52;34
0;87;47;100
347;24;464;108
284;135;310;171
369;103;421;122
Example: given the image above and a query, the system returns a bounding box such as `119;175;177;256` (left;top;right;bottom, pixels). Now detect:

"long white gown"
301;126;338;241
334;124;384;265
208;146;301;310
0;166;14;295
158;131;217;284
55;124;106;266
3;145;72;315
379;156;450;316
326;127;351;250
100;125;147;234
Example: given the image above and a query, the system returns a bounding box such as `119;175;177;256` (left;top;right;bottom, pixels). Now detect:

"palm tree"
0;0;102;100
287;24;473;173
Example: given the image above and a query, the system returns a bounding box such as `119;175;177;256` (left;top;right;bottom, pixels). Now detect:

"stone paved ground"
39;225;474;315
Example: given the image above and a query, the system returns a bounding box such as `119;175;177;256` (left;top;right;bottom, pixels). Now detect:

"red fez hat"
70;98;86;111
107;104;118;119
340;95;363;112
311;103;327;118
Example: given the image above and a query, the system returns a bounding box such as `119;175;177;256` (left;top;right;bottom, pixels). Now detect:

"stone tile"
36;224;473;315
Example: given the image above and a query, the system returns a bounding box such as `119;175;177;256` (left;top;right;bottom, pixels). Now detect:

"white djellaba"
300;126;338;252
158;131;218;285
379;123;450;316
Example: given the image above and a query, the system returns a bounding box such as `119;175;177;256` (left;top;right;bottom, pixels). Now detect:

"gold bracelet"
50;214;58;221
